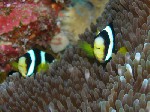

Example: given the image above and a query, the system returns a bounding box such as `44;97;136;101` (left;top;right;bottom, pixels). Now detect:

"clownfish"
18;48;55;77
79;22;127;63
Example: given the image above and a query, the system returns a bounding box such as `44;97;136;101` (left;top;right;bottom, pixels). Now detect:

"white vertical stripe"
40;51;46;63
26;50;35;76
103;25;114;61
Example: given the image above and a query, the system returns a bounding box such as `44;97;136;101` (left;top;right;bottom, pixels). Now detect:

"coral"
0;0;58;48
50;31;69;53
58;0;108;44
0;3;38;35
0;44;20;82
0;0;150;111
0;45;19;65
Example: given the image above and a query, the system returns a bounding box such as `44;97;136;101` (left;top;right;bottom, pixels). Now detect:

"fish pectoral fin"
78;40;94;58
10;61;19;71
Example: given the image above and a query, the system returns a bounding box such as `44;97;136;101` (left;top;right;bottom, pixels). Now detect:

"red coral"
0;3;38;35
0;1;60;44
0;45;19;56
0;45;19;64
0;45;19;74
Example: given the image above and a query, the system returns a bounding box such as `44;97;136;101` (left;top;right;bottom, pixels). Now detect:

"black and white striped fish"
94;22;116;62
79;22;127;63
18;48;55;77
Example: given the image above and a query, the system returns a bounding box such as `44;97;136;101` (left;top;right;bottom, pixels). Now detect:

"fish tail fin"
37;63;49;73
118;47;128;55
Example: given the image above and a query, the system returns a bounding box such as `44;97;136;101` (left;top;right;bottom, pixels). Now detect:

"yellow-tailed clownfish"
18;48;55;77
79;22;127;63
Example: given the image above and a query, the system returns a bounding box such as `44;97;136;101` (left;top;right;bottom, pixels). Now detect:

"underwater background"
0;0;150;111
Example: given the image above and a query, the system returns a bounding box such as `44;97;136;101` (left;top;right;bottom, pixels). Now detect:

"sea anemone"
98;43;150;111
0;44;149;111
0;0;150;111
80;0;150;50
